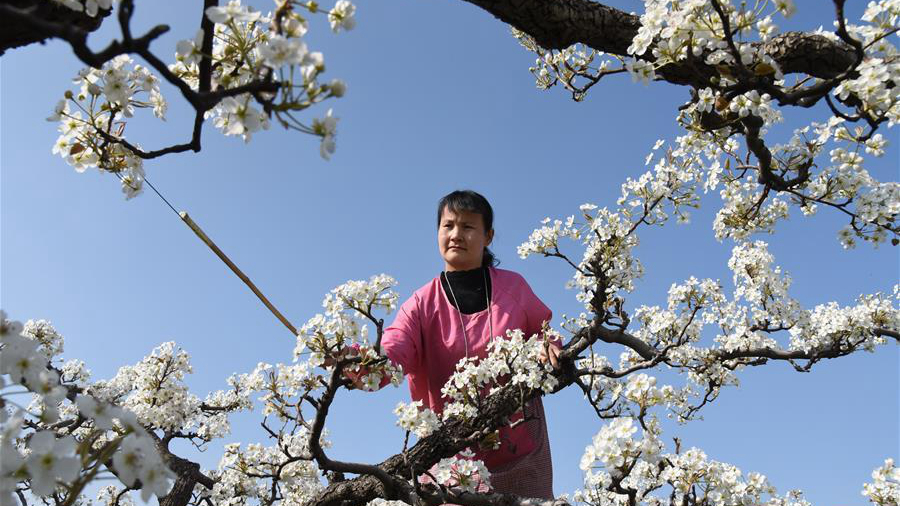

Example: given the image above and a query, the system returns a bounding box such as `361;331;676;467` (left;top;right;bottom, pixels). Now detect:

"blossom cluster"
424;449;492;495
805;131;899;248
79;340;257;446
574;427;896;506
575;417;664;505
832;0;900;123
660;448;775;504
628;0;793;60
295;275;402;390
47;55;162;198
516;215;580;259
171;0;352;151
515;0;899;249
862;458;900;506
621;0;799;92
0;311;175;504
708;115;899;246
48;0;356;199
186;364;340;506
511;28;618;99
96;342;200;431
579;417;662;474
517;0;801;93
0;304;361;506
440;329;558;421
575;420;839;506
728;240;799;325
199;435;324;506
1;314;75;424
622;373;673;408
296;275;396;356
519;137;709;310
532;205;644;308
574;240;897;431
721;241;897;358
322;273;399;318
712;179;790;241
789;291;899;355
393;400;440;438
578;352;686;421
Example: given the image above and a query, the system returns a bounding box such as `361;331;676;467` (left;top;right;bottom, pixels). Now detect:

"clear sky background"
1;1;898;504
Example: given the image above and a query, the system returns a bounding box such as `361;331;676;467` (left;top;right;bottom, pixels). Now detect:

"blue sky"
1;0;898;503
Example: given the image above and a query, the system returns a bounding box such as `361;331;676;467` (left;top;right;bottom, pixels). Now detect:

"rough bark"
157;453;215;506
153;434;216;506
0;0;109;55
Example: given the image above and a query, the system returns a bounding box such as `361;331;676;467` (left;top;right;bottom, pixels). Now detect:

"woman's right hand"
539;337;561;369
332;344;393;391
322;344;366;389
343;363;370;390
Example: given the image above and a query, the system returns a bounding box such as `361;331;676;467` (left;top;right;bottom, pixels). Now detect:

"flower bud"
329;79;346;97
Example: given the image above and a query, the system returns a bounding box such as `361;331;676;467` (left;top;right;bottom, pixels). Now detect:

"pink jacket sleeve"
518;275;557;347
381;294;423;376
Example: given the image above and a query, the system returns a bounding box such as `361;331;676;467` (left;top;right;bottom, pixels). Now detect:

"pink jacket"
382;267;553;469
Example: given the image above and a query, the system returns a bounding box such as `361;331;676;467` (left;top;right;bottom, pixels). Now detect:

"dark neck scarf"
440;265;492;315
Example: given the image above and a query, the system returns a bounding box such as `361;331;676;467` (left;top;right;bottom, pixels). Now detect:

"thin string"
143;176;180;217
112;170;299;337
483;267;494;342
113;171;180;217
442;271;470;359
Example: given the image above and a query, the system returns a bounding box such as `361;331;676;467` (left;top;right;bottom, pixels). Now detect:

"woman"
381;189;558;498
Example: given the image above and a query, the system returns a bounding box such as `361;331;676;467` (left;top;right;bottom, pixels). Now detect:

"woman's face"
438;206;494;272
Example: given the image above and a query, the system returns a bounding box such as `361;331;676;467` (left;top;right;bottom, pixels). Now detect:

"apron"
487;397;554;499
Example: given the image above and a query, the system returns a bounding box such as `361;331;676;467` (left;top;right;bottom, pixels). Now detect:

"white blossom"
312;108;339;159
260;35;309;68
626;59;656;85
205;0;261;24
328;0;356;32
24;432;79;496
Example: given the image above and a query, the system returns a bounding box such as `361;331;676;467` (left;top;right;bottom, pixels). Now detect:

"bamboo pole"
179;211;298;337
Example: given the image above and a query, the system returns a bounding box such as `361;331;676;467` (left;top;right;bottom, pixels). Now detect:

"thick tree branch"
0;0;108;55
716;327;900;362
460;0;857;86
400;481;572;506
149;432;216;506
876;327;900;340
307;366;401;495
0;2;169;69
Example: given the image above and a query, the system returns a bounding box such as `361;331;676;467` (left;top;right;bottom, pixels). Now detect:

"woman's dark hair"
436;190;499;268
